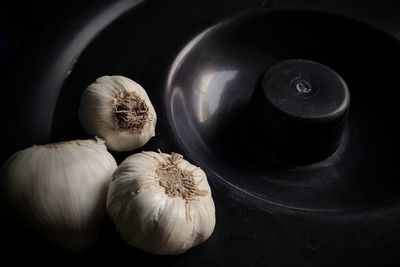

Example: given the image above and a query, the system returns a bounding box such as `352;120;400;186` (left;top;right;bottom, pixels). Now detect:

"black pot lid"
2;0;400;265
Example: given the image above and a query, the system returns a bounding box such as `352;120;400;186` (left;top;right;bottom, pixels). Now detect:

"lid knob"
250;59;350;165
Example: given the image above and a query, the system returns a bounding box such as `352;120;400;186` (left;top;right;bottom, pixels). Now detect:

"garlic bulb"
78;75;157;152
1;138;117;251
107;151;215;255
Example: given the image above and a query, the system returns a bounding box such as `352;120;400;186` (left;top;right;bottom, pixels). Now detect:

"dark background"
0;1;102;73
1;0;400;266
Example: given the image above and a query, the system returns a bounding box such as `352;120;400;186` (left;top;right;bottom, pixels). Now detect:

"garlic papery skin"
78;75;157;152
1;138;117;251
107;151;216;255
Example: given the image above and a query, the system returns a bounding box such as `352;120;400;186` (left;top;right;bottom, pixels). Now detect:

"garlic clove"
1;138;117;251
78;76;157;152
107;151;216;255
